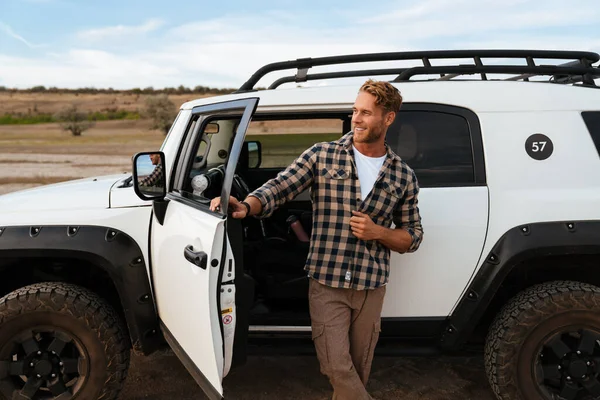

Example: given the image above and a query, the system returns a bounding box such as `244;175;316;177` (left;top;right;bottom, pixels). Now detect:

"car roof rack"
236;49;600;92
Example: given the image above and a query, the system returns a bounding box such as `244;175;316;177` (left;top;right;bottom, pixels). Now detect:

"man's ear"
385;111;396;127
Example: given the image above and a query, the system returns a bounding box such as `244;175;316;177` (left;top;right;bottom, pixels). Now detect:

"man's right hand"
209;196;248;219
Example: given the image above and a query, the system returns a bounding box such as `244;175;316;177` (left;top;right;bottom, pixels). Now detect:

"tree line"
0;85;237;95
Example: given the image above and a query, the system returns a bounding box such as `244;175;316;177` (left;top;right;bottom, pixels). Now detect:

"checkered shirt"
139;163;163;186
249;132;423;290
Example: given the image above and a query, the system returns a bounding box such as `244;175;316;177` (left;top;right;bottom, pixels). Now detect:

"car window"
246;118;343;168
386;110;475;187
582;112;600;158
177;117;239;202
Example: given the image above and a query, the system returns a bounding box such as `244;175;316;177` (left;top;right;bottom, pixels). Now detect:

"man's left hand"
350;211;382;241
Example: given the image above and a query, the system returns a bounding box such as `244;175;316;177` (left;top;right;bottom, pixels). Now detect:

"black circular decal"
525;134;553;160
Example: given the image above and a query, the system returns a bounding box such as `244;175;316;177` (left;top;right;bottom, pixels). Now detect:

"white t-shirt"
353;145;387;200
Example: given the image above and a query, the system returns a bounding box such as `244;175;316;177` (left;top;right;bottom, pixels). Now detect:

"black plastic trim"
152;199;169;225
440;220;600;350
160;321;223;400
0;225;160;355
382;317;447;338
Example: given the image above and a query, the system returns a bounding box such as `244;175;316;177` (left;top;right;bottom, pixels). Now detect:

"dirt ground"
0;120;164;194
119;346;496;400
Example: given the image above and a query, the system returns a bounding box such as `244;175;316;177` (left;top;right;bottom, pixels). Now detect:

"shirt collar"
335;131;402;163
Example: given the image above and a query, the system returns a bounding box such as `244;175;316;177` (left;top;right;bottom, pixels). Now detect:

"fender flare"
440;220;600;350
0;225;160;354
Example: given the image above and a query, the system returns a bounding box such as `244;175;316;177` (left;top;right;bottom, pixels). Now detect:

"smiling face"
351;91;396;145
149;154;161;165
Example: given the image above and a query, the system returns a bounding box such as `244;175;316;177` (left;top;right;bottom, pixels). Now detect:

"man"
210;79;423;399
138;153;163;187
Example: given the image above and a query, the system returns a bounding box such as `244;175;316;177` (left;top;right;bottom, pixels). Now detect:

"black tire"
0;282;130;400
485;280;600;400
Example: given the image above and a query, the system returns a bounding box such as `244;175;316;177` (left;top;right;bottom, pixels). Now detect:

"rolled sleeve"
394;169;423;252
248;144;319;219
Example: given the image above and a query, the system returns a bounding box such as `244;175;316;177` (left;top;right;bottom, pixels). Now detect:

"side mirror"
133;151;166;201
246;140;261;169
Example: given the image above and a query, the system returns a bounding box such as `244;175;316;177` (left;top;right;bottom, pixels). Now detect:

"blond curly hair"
359;79;403;113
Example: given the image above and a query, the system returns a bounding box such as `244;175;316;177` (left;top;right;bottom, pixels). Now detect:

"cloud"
362;0;598;42
77;18;165;41
0;21;40;49
0;49;180;89
1;1;600;89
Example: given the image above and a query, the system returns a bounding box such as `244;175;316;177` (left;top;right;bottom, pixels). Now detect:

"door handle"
184;245;208;269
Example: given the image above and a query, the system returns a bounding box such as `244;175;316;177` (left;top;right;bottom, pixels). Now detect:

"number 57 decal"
526;134;554;160
531;141;546;152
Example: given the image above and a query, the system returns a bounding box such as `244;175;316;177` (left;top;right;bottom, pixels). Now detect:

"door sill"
249;325;311;332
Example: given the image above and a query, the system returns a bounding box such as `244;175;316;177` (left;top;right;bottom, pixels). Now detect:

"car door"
150;98;258;400
381;104;489;320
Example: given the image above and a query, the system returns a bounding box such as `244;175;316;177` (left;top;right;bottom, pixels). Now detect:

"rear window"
582;112;600;157
385;110;475;187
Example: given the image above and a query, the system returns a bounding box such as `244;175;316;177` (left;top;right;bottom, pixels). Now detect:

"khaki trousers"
308;278;386;400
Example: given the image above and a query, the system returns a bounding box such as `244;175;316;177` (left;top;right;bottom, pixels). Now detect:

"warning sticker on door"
223;315;233;325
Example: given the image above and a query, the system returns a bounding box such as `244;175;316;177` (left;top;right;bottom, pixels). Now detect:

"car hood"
0;174;129;213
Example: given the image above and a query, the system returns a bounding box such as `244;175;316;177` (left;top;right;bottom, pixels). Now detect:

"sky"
1;0;599;90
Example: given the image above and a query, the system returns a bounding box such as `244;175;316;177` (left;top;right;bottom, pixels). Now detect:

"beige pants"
308;278;386;400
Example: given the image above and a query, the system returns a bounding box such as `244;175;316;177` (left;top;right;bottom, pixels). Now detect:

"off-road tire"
0;282;130;400
484;280;600;400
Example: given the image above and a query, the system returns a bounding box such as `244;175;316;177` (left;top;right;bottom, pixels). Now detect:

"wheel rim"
0;327;88;400
535;328;600;400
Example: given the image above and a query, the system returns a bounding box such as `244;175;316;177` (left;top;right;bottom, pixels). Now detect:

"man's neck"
353;142;386;158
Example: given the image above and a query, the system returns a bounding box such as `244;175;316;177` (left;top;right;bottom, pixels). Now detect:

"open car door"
144;98;258;400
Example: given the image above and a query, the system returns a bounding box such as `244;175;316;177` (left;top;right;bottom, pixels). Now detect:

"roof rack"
236;50;600;92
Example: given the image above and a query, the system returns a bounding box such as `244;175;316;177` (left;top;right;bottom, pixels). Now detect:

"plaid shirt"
249;132;423;290
139;163;163;186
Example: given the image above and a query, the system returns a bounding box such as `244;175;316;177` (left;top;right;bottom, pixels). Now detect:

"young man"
210;79;423;399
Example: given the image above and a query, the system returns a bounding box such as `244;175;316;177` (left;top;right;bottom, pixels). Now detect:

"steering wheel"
204;164;250;200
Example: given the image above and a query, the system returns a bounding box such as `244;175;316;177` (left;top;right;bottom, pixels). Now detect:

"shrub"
144;94;177;135
54;104;95;136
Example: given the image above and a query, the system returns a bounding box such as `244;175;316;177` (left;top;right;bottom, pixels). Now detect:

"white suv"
1;49;600;400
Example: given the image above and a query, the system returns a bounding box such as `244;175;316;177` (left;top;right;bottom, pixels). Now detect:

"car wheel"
485;280;600;400
0;282;130;400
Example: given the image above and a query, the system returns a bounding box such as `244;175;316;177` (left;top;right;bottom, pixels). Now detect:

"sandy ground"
120;347;495;400
0;120;164;194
